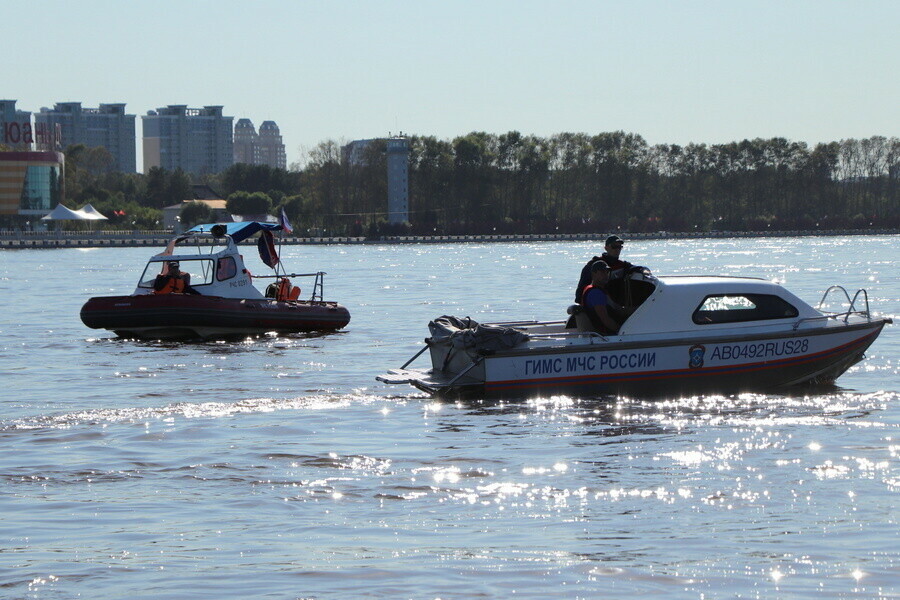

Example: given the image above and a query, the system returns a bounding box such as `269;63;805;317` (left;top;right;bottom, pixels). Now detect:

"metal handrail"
312;272;325;302
254;271;326;302
792;312;868;330
816;286;870;321
795;286;873;329
252;271;324;279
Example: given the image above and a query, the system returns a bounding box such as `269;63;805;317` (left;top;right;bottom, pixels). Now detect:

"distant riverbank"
0;228;896;249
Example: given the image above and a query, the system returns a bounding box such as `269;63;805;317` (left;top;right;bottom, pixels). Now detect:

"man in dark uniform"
574;235;634;304
581;260;620;335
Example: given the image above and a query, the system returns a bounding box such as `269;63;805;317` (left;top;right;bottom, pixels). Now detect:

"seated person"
580;260;620;335
154;261;200;295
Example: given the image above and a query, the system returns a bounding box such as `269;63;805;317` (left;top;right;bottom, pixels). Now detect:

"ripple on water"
1;239;898;599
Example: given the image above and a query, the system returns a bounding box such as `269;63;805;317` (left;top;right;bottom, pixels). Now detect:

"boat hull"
80;294;351;339
382;320;888;399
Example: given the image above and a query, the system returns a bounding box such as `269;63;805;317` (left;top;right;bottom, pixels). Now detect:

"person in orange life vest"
153;261;200;295
580;260;620;335
574;235;635;304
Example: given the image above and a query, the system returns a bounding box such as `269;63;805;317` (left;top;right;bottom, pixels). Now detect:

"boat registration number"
710;339;809;361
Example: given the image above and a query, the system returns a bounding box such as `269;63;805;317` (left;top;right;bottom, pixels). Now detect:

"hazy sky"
5;0;898;170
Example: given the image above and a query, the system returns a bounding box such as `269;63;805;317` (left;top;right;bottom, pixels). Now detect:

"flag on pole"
279;207;293;234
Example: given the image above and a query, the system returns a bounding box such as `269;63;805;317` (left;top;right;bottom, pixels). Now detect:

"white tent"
41;204;89;221
77;203;108;220
41;203;107;231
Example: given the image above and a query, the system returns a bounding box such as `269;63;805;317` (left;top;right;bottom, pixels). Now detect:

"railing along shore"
0;228;896;249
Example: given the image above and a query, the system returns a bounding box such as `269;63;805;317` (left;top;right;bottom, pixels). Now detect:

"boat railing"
818;285;871;319
793;286;872;329
296;271;326;302
311;271;325;302
254;271;327;302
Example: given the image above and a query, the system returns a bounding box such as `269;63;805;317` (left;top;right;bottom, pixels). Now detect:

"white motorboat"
377;272;891;398
81;222;350;339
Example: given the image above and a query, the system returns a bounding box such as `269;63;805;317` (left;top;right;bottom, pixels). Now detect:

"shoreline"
0;228;896;249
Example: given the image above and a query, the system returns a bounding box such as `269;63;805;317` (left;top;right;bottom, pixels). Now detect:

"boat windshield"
137;259;217;289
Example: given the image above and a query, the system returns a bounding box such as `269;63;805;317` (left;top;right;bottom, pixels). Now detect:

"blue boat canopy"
187;222;283;244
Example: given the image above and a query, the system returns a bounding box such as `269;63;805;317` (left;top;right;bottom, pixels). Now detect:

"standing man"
581;260;620;335
574;235;634;304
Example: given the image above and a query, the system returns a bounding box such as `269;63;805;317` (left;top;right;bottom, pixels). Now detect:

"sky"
4;0;898;171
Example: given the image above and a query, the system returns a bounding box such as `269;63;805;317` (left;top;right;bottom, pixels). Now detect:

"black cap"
605;235;624;246
167;261;179;268
591;259;611;273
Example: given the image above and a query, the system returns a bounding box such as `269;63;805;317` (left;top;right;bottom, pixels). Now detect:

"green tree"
167;168;193;206
226;191;273;216
81;146;115;178
145;167;169;209
179;202;213;228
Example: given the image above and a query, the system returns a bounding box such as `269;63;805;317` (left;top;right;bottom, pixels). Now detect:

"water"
0;236;898;599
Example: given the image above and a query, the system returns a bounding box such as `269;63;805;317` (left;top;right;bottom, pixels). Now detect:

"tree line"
7;133;897;234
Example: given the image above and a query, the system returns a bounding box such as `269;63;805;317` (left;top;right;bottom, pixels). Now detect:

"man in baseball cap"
574;235;635;304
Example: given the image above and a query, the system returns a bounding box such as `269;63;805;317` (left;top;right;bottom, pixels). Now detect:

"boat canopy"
187;222;284;244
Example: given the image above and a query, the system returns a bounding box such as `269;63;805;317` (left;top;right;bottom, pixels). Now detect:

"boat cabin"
132;225;268;299
571;273;823;337
134;239;261;299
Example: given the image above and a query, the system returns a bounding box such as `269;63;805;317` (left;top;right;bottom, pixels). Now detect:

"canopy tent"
41;204;89;221
41;203;108;221
77;203;108;220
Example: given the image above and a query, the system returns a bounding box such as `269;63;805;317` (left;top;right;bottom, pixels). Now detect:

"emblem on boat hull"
689;344;706;369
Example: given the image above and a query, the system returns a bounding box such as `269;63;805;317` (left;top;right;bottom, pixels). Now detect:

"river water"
0;236;897;599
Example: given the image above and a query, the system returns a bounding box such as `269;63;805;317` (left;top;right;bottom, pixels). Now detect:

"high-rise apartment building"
343;135;410;224
342;138;376;166
258;121;287;169
233;119;286;169
233;118;260;165
142;105;233;175
34;102;136;172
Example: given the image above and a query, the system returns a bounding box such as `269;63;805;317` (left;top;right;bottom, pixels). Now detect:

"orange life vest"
155;275;187;294
274;278;301;301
